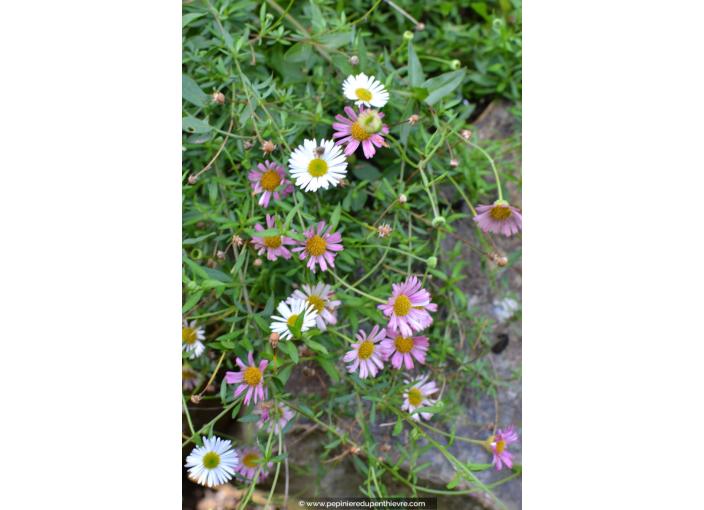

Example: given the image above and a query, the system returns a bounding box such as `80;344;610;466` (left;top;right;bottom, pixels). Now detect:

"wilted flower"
473;200;522;236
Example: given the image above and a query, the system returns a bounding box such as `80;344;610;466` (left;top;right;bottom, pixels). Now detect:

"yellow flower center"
306;295;325;314
264;235;282;248
242;453;259;468
286;314;299;327
484;435;506;454
358;341;374;360
394;336;414;353
355;88;372;102
182;369;196;379
182;328;197;345
306;235;327;256
489;205;512;221
244;366;262;387
260;170;281;192
351;122;372;141
408;388;423;407
307;158;329;177
202;452;220;469
393;295;412;317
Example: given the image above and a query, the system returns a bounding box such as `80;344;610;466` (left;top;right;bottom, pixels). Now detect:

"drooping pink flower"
332;105;389;159
485;425;519;470
380;327;429;370
233;445;273;483
251;214;297;261
291;221;343;272
377;276;433;337
248;160;293;208
473;201;522;236
225;351;268;406
342;325;389;379
253;401;295;435
401;374;438;421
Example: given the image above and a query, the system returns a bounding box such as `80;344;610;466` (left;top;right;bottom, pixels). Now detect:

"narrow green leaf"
446;472;461;489
329;203;342;231
182;13;207;29
182;74;208;106
392;416;403;436
315;356;339;382
182;256;209;279
182;116;213;134
407;42;425;87
422;69;466;106
182;290;203;314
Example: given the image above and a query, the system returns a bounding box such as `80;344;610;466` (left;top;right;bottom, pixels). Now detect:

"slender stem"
459;137;503;202
329;270;387;304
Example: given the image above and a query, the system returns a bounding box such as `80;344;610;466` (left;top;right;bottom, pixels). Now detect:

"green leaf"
182;291;203;314
284;201;303;230
324;438;342;449
182;13;207;29
392;416;403;436
309;0;326;34
468;463;494;472
182;116;213;134
302;337;328;355
182;75;209;107
182;256;209;279
284;42;312;63
315;357;339;382
182;233;215;246
329;203;342;231
230;402;242;419
201;279;226;289
422;69;466;107
357;32;368;70
407;42;425;87
446;472;461;489
448;422;457;447
470;2;491;22
412;87;429;101
283;341;299;364
238;414;261;423
269;452;289;462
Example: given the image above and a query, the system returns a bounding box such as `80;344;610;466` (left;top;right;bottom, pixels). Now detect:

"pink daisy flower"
401;374;438;421
291;221;343;272
251;214;296;261
343;325;389;379
380;327;429;370
225;351;268;406
377;276;434;337
248;160;293;208
484;425;519;470
253;401;295;435
234;445;273;483
332;106;389;159
473;200;522;236
285;282;341;331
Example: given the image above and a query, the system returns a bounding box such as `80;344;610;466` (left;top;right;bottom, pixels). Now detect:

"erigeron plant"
183;1;522;508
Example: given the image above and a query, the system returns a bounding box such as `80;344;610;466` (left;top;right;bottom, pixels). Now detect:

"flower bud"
460;129;472;140
188;174;198;185
217;250;226;260
450;158;459;168
492;18;505;29
350;446;361;455
357;109;384;134
253;258;263;267
232;235;244;248
269;332;279;349
403;30;414;41
291;283;299;289
262;140;276;154
378;223;393;238
187;281;197;292
432;216;446;228
206;259;218;269
408;114;419;126
497;256;508;267
380;443;391;453
450;59;461;70
211;92;225;105
348;55;359;67
414;22;425;31
190;394;202;404
398;194;407;204
265;12;274;21
314;146;325;156
243;140;253;151
426;256;437;268
196;221;205;228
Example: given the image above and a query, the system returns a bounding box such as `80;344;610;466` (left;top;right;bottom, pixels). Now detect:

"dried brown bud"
262;140;276;154
217;250;226;260
253;258;263;267
350;446;361;455
298;344;314;358
380;443;391;453
348;55;359;67
398;194;407;204
301;366;316;377
450;158;459;168
269;332;279;349
243;140;253;151
378;223;393;239
206;259;218;269
337;179;350;188
487;252;499;262
291;283;299;289
190;395;202;404
314;146;325;156
232;235;244;248
460;129;472;140
414;22;425;31
211;92;225;105
196;221;205;228
497;256;508;267
188;174;198;185
408;114;420;126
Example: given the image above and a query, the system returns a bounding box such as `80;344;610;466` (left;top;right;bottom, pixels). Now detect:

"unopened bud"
450;59;461;70
378;223;393;238
301;365;316;377
492;18;504;29
403;30;414;41
269;332;279;349
196;221;205;228
253;258;263;267
188;174;198;185
408;114;419;126
380;443;391;453
450;158;459;168
357;109;383;134
497;256;508;267
217;250;226;260
415;22;425;31
432;216;446;228
243;140;253;151
187;281;197;292
232;235;244;248
314;146;325;156
190;395;202;404
427;256;437;268
398;194;407;204
211;92;225;105
350;446;361;455
291;283;299;289
262;140;276;154
460;129;472;140
348;55;359;67
206;259;218;269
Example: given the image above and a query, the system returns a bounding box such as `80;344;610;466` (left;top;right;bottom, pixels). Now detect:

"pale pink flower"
332;106;389;159
291;221;344;272
377;276;433;337
380;327;429;370
248;160;293;208
485;425;519;470
473;201;522;236
233;445;273;483
225;351;268;406
342;325;389;379
253;401;295;435
182;365;203;391
251;214;296;261
401;374;438;421
285;282;341;331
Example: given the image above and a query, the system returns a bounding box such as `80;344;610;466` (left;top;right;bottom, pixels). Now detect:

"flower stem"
329;270;387;304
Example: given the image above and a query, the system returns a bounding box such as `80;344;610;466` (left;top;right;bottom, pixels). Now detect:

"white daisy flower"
288;138;348;192
285;282;341;331
182;319;205;359
401;374;439;421
270;299;318;341
342;73;390;108
185;436;239;487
